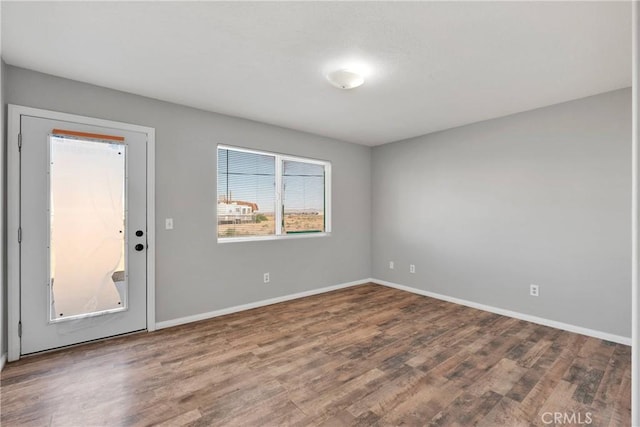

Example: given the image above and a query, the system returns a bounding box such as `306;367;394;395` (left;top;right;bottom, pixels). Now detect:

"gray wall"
5;65;372;323
372;88;631;337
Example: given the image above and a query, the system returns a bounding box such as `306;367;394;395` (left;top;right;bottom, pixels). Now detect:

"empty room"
0;1;638;426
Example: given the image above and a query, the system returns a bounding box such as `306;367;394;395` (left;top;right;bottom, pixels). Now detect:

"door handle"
136;230;144;237
135;243;145;251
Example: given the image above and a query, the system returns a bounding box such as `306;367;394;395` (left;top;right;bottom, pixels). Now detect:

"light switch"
165;218;174;230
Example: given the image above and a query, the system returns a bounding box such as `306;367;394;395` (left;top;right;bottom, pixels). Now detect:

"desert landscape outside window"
217;146;331;241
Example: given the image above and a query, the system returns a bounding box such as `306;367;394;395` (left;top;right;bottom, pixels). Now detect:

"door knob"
135;243;144;251
136;230;144;237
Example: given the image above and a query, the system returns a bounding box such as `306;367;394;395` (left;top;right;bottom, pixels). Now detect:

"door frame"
7;105;156;362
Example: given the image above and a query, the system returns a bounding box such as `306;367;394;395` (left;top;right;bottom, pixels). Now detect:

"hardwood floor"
1;284;630;426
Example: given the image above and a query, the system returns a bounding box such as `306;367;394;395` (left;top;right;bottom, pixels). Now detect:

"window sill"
218;232;330;244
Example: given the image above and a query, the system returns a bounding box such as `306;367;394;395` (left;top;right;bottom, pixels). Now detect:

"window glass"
217;146;330;241
283;160;325;233
217;149;275;238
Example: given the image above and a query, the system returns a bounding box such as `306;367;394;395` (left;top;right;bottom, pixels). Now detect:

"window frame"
217;144;332;243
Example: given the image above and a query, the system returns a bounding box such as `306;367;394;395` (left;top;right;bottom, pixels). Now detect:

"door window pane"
49;136;126;321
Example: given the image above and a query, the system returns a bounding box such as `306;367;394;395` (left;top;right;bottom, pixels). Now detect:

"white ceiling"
1;1;632;146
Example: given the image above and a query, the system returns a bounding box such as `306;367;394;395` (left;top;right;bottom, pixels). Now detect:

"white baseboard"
155;279;370;330
0;353;7;371
372;278;631;346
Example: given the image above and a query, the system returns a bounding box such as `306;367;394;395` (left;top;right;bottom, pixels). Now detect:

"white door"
18;114;148;355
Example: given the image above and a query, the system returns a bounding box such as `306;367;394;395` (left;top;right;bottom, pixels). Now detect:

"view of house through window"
217;148;276;238
217;146;330;240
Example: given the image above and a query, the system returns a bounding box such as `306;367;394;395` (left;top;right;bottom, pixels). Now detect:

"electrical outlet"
264;273;270;284
530;284;539;297
409;264;416;274
165;218;174;230
389;261;394;269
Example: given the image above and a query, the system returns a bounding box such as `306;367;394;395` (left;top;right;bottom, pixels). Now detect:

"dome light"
326;69;365;90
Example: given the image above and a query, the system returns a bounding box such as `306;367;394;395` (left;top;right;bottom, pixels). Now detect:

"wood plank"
477;396;530;427
428;390;502;427
465;358;527;397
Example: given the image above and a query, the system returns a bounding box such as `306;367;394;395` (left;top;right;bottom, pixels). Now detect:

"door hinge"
18;322;22;338
18;227;22;243
18;133;22;151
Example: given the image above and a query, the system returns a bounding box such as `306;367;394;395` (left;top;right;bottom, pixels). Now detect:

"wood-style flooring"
0;284;631;426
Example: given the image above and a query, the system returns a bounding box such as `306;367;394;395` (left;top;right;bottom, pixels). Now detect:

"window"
217;145;331;241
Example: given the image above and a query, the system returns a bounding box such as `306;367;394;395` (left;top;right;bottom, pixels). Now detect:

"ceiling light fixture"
326;69;365;90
